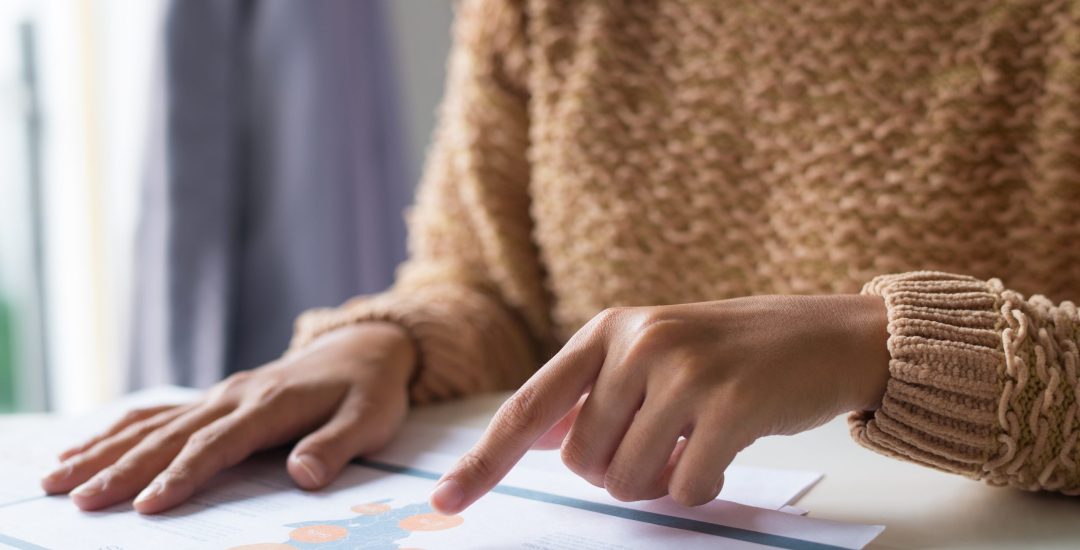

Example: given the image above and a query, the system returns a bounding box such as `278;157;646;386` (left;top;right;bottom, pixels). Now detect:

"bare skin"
430;294;890;513
41;322;416;514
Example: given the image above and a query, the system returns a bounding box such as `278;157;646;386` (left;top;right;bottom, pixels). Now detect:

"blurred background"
0;0;453;414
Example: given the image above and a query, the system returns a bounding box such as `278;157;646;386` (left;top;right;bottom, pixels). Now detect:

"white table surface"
5;391;1079;549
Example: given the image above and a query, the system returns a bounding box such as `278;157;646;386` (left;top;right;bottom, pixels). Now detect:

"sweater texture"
290;0;1080;493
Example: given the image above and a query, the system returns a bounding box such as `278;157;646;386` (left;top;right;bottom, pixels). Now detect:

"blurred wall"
130;1;457;390
388;1;453;187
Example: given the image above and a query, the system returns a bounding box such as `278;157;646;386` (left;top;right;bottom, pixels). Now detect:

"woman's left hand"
430;294;890;513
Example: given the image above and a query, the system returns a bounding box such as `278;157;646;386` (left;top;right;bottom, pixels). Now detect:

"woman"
43;0;1080;515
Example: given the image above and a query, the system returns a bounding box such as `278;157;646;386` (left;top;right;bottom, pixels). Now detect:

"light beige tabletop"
406;391;1080;550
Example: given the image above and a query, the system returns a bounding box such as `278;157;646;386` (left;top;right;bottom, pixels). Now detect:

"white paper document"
1;451;880;550
0;386;883;549
372;421;823;512
365;451;883;549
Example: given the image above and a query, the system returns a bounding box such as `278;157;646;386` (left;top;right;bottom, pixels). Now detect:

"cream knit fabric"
290;0;1080;491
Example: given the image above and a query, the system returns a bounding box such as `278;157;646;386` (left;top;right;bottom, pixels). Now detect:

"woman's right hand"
40;321;417;514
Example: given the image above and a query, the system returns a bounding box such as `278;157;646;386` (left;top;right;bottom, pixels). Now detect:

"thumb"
288;391;403;490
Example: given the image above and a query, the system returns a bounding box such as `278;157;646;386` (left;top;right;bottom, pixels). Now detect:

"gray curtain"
130;0;410;389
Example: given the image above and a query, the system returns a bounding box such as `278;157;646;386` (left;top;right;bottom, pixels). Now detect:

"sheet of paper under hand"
372;421;824;511
0;386;882;549
364;450;882;549
0;449;881;550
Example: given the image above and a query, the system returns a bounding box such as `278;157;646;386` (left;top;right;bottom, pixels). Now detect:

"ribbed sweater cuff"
288;285;536;404
849;271;1005;478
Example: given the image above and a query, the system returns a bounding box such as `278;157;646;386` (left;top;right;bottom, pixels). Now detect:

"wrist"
849;295;890;411
313;322;418;384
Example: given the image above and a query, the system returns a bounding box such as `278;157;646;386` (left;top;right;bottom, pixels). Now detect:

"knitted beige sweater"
291;0;1080;493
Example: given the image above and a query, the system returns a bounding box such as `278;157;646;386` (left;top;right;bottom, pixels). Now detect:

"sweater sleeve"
288;0;552;404
849;270;1080;493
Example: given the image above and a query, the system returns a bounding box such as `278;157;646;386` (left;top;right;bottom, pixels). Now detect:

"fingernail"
134;480;165;506
71;476;106;498
42;461;73;484
292;454;325;486
430;479;464;512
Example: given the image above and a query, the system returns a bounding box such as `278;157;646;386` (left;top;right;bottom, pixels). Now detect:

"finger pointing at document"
431;295;891;514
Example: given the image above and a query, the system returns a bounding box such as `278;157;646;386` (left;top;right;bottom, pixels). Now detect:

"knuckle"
187;427;225;451
245;380;292;408
146;427;189;450
209;371;256;404
227;369;255;385
583;307;627;339
112;420;158;445
119;408;148;424
632;308;670;335
594;307;627;327
567;307;626;349
635;313;676;341
622;312;680;363
456;450;498;482
604;469;646;502
188;431;241;472
161;463;196;482
668;479;711;507
559;436;600;480
219;370;254;392
496;386;546;436
63;454;93;476
128;417;166;438
102;462;136;483
249;382;291;408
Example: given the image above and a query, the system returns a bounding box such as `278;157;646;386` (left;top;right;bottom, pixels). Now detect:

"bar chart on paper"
227;498;464;550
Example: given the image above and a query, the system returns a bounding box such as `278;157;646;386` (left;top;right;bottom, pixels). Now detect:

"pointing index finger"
430;324;609;514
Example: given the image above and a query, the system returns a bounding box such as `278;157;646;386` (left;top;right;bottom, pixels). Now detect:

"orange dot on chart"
289;525;349;543
350;502;392;515
399;513;464;532
226;545;295;550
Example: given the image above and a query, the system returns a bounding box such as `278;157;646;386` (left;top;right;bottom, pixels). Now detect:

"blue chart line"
0;532;49;550
352;458;846;550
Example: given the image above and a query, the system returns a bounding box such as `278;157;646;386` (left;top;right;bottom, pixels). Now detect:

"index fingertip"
429;478;465;514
